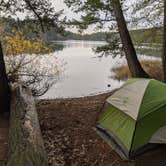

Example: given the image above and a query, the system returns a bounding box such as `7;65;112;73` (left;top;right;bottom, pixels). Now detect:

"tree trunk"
0;42;11;113
8;84;49;166
162;0;166;82
112;0;149;78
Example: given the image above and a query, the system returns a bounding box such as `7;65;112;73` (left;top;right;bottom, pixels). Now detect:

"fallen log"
7;84;49;166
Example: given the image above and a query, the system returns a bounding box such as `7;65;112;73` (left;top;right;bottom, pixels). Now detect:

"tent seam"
136;80;151;121
130;80;151;153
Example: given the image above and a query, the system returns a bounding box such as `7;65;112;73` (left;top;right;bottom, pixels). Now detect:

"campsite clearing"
37;93;122;166
37;92;166;166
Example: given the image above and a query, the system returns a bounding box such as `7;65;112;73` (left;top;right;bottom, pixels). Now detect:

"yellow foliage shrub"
1;31;50;56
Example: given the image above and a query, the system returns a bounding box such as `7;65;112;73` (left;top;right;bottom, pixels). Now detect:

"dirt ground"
37;93;166;166
37;93;124;166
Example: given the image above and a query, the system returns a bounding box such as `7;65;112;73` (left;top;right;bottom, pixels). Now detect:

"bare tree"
6;54;64;97
0;0;63;112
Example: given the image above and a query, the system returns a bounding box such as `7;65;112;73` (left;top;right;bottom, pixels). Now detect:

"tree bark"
162;0;166;82
112;0;149;78
8;84;49;166
0;42;11;113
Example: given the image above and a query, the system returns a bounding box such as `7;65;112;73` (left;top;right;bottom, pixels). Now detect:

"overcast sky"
15;0;155;33
50;0;135;33
51;0;79;20
12;0;139;33
51;0;99;33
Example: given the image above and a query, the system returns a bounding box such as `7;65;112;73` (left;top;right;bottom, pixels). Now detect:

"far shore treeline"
1;17;162;44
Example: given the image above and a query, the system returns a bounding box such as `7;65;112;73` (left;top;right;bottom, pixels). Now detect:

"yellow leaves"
3;31;51;56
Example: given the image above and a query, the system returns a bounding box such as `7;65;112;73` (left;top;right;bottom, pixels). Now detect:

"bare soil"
37;93;123;166
37;92;166;166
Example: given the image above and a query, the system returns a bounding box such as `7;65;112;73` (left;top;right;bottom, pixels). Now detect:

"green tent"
97;79;166;159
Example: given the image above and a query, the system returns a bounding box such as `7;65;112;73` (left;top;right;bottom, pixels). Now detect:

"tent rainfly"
97;79;166;159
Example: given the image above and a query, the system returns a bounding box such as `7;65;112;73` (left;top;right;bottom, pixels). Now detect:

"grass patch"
112;60;163;81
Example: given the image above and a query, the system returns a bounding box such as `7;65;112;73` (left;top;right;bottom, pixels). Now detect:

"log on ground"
7;84;49;166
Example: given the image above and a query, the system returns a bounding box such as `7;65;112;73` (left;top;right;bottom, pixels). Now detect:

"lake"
41;40;157;99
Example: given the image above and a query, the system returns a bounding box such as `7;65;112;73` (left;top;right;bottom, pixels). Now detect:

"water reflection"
53;40;106;50
42;40;123;99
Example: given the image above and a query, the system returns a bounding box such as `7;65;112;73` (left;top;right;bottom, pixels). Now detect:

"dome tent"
97;79;166;159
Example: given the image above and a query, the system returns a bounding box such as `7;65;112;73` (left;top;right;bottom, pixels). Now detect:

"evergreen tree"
64;0;149;78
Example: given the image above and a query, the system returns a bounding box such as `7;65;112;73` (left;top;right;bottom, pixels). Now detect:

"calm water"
42;40;159;99
42;40;125;99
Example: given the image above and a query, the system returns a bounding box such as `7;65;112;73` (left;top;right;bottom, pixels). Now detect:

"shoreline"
38;90;114;101
112;59;162;81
